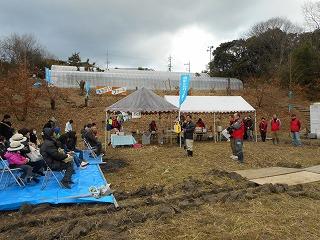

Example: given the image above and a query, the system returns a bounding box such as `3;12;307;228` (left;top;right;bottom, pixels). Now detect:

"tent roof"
106;88;179;113
164;96;255;113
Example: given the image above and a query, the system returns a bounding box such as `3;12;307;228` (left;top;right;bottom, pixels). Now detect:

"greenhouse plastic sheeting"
50;68;243;90
0;164;115;211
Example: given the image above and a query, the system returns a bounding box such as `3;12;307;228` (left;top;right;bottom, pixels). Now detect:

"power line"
106;49;110;70
184;61;190;73
168;55;173;72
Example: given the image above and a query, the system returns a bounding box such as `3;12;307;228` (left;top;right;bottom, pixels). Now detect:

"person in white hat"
4;141;39;183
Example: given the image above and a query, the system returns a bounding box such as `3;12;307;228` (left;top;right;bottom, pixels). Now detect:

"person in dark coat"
59;131;88;168
259;117;268;142
29;129;39;146
0;114;14;141
84;126;102;156
43;117;57;130
182;115;195;157
40;128;74;188
0;135;7;159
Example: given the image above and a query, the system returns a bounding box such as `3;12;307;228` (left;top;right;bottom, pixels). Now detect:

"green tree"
67;52;81;69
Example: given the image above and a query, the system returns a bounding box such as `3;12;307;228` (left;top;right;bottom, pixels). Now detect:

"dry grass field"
0;86;319;239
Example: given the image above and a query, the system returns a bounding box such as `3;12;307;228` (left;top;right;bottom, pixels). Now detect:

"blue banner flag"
85;81;91;97
45;67;52;84
179;74;191;106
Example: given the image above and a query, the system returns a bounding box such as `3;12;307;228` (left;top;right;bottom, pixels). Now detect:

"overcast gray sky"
0;0;313;72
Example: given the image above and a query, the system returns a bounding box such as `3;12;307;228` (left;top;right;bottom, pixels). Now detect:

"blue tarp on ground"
82;150;103;164
0;162;115;211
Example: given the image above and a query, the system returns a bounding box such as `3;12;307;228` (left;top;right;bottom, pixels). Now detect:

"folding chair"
0;156;25;189
41;161;63;190
83;138;98;159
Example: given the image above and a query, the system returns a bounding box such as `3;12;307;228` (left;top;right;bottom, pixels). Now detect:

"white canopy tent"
164;96;257;142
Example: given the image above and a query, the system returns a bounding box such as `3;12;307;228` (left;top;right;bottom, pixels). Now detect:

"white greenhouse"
50;66;243;91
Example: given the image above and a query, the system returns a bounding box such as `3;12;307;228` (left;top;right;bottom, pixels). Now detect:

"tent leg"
179;110;182;148
104;112;108;152
254;111;258;142
214;113;216;143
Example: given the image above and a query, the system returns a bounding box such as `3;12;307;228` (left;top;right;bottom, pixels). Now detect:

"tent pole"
104;112;108;152
179;110;182;148
214;113;216;143
254;111;257;142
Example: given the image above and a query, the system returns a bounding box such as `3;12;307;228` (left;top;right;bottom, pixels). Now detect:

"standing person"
270;114;281;145
0;114;14;141
290;114;302;146
228;115;237;159
231;113;245;163
259;117;268;142
245;116;254;141
182;115;195;157
65;120;73;133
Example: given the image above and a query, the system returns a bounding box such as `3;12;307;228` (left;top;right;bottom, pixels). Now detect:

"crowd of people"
0;115;104;189
175;112;302;163
0;111;304;189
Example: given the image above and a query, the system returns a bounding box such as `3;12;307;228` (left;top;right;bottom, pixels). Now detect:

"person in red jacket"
259;117;268;142
231;113;245;163
270;114;281;145
290;114;302;146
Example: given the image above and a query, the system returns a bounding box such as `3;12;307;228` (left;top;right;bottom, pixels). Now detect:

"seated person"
40;128;74;189
11;131;31;157
111;116;121;131
26;142;45;176
84;126;102;156
53;127;61;140
43;117;56;130
59;131;88;168
13;131;45;177
196;118;206;128
81;124;90;139
0;135;8;159
0;114;14;141
4;141;39;183
29;128;39;146
149;121;158;133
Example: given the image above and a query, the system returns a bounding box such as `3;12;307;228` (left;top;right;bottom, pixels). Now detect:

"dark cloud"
0;0;307;71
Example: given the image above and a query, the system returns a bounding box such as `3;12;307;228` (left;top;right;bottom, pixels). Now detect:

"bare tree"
246;17;302;38
0;33;48;67
0;62;41;120
303;1;320;30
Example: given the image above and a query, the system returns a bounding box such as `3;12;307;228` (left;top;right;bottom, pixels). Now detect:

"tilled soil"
0;169;318;240
1;140;320;239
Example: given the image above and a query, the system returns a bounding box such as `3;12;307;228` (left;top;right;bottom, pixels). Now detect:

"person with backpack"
270;114;281;145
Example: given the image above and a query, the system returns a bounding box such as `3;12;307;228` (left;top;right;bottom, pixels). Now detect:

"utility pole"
207;45;214;63
106;49;110;70
184;61;190;73
168;55;173;72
